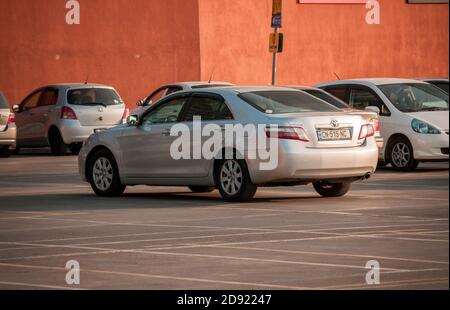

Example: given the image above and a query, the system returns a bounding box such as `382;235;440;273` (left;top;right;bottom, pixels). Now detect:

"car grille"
442;148;449;155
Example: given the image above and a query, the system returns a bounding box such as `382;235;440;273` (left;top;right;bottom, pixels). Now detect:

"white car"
131;82;234;116
79;87;378;201
316;78;449;171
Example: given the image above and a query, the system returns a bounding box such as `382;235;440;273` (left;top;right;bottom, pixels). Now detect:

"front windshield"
379;83;449;113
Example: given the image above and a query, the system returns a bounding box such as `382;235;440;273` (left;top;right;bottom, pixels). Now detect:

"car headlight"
411;119;441;134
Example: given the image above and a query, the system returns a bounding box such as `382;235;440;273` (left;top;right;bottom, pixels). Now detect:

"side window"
141;97;187;125
349;87;391;116
145;88;167;106
22;91;42;110
324;87;348;103
180;96;233;122
38;89;58;107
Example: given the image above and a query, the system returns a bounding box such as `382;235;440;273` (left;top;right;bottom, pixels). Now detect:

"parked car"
0;91;16;158
13;84;127;156
286;85;384;158
419;78;449;94
316;78;449;171
131;82;233;115
79;87;378;202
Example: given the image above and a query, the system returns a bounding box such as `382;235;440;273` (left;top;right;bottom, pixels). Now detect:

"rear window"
238;91;340;114
0;92;9;109
303;89;349;109
67;88;123;106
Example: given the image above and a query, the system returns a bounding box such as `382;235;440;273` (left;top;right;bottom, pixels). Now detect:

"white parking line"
0;281;87;290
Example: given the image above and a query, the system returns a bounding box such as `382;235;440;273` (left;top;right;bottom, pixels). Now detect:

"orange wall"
0;0;448;108
198;0;449;86
0;0;201;107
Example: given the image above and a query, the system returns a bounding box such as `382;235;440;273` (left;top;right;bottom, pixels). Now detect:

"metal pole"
271;27;278;86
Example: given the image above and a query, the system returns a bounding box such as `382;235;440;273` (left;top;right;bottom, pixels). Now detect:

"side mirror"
127;115;139;126
365;106;380;115
12;104;21;113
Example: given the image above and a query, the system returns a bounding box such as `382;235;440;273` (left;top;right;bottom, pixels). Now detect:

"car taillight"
122;108;130;120
7;113;15;124
370;118;381;133
266;126;309;142
61;106;77;120
359;124;375;140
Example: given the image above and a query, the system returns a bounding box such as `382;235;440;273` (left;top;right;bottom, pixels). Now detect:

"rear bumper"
247;138;379;185
0;125;17;149
59;120;118;144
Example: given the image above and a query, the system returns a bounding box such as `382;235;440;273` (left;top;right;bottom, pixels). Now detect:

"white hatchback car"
13;84;127;156
317;78;449;171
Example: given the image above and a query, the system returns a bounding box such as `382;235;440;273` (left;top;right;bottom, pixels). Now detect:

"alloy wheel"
391;142;411;168
220;160;243;196
93;157;114;191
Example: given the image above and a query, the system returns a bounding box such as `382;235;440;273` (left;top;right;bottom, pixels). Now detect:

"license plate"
317;128;352;141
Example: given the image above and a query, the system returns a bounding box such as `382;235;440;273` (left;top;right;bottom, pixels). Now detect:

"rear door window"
67;88;123;106
38;89;58;107
180;95;233;122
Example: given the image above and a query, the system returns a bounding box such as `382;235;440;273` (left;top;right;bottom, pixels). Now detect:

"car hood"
406;111;450;130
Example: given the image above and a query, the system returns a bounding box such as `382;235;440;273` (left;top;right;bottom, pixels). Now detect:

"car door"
34;88;59;145
177;93;235;177
118;94;190;179
15;90;43;146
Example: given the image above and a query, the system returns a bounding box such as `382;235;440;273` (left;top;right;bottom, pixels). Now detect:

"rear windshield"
0;91;9;109
67;88;123;106
303;89;349;109
238;91;340;114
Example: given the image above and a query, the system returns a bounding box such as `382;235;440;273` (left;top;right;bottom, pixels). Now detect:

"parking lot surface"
0;150;448;290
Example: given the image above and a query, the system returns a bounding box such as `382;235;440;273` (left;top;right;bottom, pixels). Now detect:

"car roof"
217;86;301;93
44;83;115;89
316;78;430;88
283;85;320;91
168;81;234;88
418;78;449;83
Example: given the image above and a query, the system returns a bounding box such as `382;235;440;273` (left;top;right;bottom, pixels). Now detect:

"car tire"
49;129;69;156
88;149;126;197
215;159;257;202
377;161;388;167
313;181;352;198
188;186;215;193
69;143;83;155
0;146;11;158
387;136;419;172
11;147;20;155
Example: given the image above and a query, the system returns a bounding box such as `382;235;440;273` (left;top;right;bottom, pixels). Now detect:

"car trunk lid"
274;113;368;148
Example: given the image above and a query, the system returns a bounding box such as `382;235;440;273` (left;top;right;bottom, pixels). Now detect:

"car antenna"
208;68;215;84
333;72;341;80
84;74;89;85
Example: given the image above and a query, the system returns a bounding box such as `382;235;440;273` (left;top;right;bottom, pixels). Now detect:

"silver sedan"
79;87;379;201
